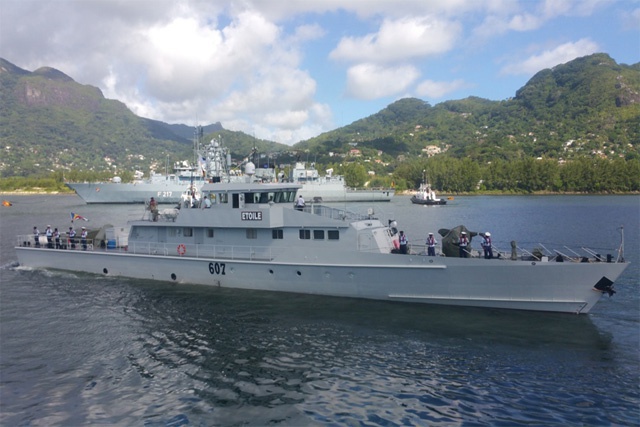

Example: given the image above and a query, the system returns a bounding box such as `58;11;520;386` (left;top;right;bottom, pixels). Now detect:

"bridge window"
207;228;214;238
258;192;271;203
313;230;325;240
328;230;339;240
183;228;193;237
273;192;285;203
299;230;311;240
272;229;283;239
246;228;257;239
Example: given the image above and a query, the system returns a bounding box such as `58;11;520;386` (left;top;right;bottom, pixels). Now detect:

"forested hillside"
0;58;290;178
1;53;638;193
295;54;639;164
286;54;639;193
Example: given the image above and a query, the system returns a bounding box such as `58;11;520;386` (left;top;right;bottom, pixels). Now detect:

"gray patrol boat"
16;178;628;314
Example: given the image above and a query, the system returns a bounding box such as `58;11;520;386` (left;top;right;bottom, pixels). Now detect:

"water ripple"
2;266;638;426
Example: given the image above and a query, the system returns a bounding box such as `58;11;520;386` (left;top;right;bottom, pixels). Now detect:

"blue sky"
1;0;639;145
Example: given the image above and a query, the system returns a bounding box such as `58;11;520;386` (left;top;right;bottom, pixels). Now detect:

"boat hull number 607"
208;262;226;275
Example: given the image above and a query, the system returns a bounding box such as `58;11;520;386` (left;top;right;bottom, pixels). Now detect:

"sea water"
1;194;638;425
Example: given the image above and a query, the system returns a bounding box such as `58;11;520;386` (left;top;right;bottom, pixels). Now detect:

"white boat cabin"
129;182;397;258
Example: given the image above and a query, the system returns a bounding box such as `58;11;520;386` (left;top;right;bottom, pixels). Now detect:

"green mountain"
294;53;639;163
2;53;638;182
0;58;290;178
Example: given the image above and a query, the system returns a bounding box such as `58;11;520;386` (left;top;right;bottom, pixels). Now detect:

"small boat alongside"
15;179;629;314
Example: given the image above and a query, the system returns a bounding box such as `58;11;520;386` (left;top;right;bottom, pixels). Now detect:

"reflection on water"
1;272;626;425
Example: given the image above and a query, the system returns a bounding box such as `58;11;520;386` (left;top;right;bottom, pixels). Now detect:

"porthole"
171;273;177;280
103;268;108;274
269;269;274;274
297;271;302;276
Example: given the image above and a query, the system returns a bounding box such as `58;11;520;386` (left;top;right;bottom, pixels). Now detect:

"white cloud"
292;23;326;41
1;0;636;145
345;64;420;100
508;13;543;31
330;16;461;63
622;7;640;30
472;0;611;40
500;38;600;75
416;79;468;99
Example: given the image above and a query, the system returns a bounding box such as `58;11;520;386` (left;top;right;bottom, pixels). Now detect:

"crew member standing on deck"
54;227;60;249
458;231;469;258
399;231;408;254
295;195;305;211
33;226;40;247
149;197;159;221
45;225;53;248
68;226;76;249
81;227;88;251
481;232;493;259
426;232;437;256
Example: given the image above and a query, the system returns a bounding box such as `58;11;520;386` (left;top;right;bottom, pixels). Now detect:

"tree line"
390;156;640;193
1;157;638;194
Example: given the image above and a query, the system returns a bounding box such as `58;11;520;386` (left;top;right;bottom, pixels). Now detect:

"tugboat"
410;170;447;205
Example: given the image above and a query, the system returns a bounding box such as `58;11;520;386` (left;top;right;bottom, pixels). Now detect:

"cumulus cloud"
472;0;610;40
416;79;468;99
508;13;543;31
621;7;640;30
500;38;600;75
345;64;420;100
0;0;635;145
330;16;461;63
330;15;462;103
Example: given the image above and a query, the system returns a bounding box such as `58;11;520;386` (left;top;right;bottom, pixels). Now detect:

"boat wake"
11;264;84;280
1;260;20;269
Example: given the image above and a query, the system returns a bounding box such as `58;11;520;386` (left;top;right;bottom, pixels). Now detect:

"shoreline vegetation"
2;189;638;197
2;155;639;197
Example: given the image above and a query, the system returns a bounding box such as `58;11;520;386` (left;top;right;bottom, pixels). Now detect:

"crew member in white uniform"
481;232;493;259
81;227;88;251
426;232;437;256
45;225;53;248
458;231;469;258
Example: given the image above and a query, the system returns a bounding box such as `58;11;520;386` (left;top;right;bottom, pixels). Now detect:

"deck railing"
16;234;274;261
16;234;624;263
299;203;374;221
406;243;622;263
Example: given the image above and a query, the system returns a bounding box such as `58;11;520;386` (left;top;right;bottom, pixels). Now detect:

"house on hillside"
421;145;441;157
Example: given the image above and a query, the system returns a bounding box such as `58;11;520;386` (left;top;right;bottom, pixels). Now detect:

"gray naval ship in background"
67;132;394;204
286;162;394;203
65;129;269;204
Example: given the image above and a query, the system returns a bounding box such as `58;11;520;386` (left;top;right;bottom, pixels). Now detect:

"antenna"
618;225;625;262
